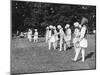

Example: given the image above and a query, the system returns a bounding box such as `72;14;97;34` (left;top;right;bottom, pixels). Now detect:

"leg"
37;38;38;43
46;37;47;43
55;41;57;48
67;41;71;47
64;43;67;51
73;44;76;53
81;48;85;62
59;38;63;51
59;42;62;51
53;42;56;50
73;47;81;61
30;38;32;42
29;38;31;42
36;39;37;43
34;38;36;43
48;41;51;50
36;38;38;43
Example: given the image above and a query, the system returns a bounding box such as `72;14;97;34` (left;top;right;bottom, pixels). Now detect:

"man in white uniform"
72;23;88;62
79;24;88;62
57;25;65;51
34;29;38;43
48;25;56;50
24;32;27;38
64;24;71;51
93;30;96;34
27;29;32;42
72;22;81;61
16;30;19;37
53;26;59;48
45;26;49;43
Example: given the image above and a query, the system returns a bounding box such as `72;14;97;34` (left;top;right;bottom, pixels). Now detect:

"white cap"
46;27;49;29
29;29;32;32
74;22;79;27
29;29;31;31
35;29;37;31
93;30;96;33
79;24;82;28
53;26;56;29
65;24;70;29
49;25;53;29
57;25;62;29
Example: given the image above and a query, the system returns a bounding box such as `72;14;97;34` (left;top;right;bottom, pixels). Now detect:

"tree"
12;1;96;35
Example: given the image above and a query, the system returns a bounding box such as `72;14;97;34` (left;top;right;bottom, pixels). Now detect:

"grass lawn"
11;34;96;74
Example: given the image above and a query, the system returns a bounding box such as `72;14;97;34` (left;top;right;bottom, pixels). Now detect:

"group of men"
27;29;38;43
16;17;88;62
45;22;88;62
19;28;38;43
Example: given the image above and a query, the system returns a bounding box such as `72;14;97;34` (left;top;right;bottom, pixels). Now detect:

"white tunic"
34;32;38;39
49;35;56;43
73;28;80;44
45;30;49;40
59;28;65;44
27;30;32;39
20;32;24;37
48;30;56;43
54;29;59;41
79;26;88;48
64;28;71;42
48;30;52;39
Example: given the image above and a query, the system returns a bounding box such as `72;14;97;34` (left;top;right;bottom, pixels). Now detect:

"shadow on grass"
77;52;95;62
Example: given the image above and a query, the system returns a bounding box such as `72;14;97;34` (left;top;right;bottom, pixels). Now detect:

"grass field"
11;34;96;74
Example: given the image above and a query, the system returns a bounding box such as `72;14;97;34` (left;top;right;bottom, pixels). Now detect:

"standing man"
72;22;81;61
53;26;59;48
48;25;56;50
16;30;19;37
72;22;88;62
64;24;71;51
45;26;49;43
79;24;88;62
57;25;65;51
33;29;38;43
27;29;32;42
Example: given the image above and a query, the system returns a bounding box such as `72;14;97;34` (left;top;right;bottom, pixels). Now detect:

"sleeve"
69;29;71;34
80;26;86;39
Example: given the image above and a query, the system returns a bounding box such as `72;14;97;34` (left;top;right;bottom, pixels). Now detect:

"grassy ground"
11;34;96;74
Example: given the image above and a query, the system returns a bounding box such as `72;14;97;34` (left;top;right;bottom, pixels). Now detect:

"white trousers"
73;35;88;62
27;35;32;42
45;35;49;43
73;46;85;62
34;36;38;43
59;37;64;51
48;35;56;50
64;40;71;51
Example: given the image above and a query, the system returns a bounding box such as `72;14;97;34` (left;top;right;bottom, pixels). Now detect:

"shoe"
82;60;85;62
71;58;77;62
59;50;62;51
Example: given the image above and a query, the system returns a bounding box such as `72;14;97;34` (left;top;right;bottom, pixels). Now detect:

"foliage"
12;1;96;34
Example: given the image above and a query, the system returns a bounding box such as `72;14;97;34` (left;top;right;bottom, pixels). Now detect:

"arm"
79;26;86;41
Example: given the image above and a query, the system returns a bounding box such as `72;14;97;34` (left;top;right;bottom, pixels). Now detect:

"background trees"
12;1;96;35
